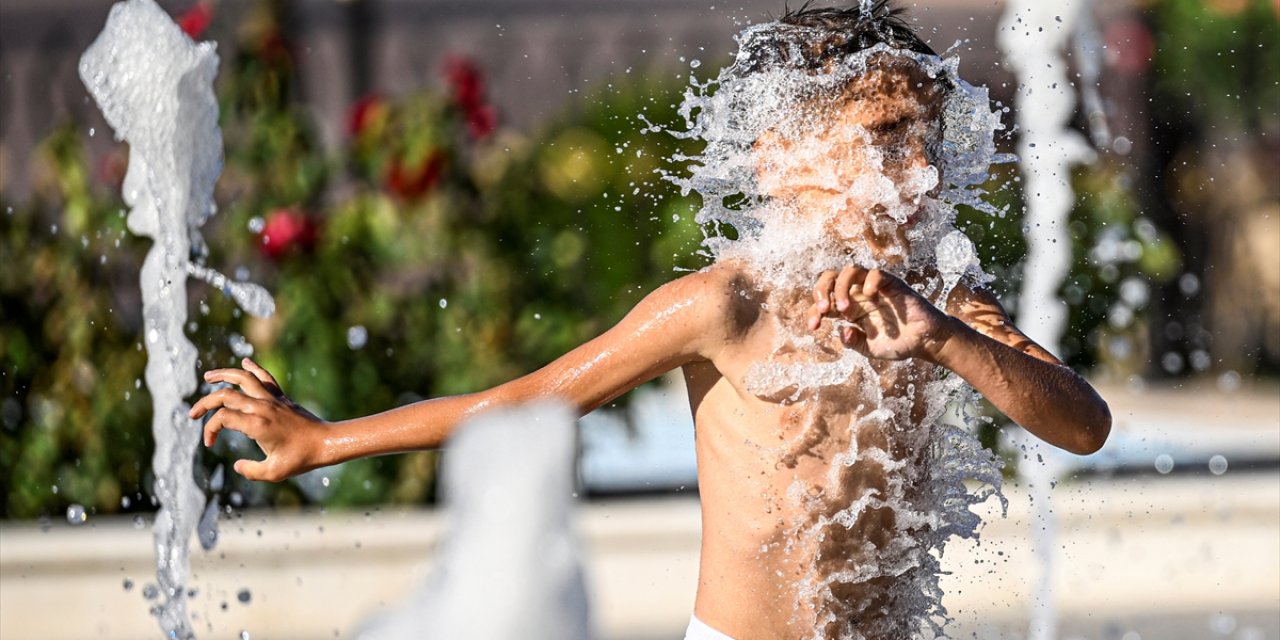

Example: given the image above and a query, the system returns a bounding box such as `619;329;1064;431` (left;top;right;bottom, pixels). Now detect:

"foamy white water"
79;1;274;636
671;22;1011;639
357;401;591;640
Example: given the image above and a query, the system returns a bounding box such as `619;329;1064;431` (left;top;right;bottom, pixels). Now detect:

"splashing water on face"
79;0;275;636
669;25;1009;639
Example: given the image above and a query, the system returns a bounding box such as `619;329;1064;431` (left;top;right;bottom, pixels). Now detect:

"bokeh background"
0;0;1277;638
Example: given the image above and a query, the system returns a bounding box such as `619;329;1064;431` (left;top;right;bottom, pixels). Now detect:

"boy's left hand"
805;266;955;361
189;357;327;482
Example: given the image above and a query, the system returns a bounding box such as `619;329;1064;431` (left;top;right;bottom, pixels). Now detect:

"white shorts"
685;614;736;640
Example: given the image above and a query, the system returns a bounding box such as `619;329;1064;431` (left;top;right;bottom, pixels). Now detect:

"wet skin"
191;61;1111;639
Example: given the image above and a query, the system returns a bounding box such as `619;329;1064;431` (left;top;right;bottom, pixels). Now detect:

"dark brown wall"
0;0;1023;200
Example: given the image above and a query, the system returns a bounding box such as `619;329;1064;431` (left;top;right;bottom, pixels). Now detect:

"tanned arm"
806;266;1111;455
190;270;734;481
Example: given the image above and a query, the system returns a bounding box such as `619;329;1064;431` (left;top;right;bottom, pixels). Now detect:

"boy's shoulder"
646;263;763;343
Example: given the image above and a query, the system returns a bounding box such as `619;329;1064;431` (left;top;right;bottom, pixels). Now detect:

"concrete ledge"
2;475;1277;639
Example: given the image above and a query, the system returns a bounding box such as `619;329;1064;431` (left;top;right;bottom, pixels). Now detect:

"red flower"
178;2;214;39
257;30;291;66
1104;18;1155;76
384;152;445;200
465;104;498;140
258;207;316;260
96;148;128;189
443;56;485;111
347;94;388;139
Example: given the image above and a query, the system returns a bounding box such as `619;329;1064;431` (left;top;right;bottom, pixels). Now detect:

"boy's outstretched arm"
190;270;733;481
807;266;1111;455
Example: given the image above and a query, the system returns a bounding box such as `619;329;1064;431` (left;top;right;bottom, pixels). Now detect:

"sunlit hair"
730;1;941;75
734;1;950;162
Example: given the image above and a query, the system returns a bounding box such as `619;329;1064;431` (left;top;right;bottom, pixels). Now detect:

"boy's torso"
679;264;935;639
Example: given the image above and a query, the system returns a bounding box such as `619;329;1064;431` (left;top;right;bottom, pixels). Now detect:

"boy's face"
753;60;944;263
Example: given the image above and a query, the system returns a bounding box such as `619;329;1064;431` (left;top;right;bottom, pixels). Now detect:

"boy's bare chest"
683;305;929;470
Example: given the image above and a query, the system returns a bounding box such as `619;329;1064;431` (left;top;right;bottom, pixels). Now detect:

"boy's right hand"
190;357;326;482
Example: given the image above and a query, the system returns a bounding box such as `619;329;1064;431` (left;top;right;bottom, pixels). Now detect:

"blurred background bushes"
3;0;1275;518
1;1;703;517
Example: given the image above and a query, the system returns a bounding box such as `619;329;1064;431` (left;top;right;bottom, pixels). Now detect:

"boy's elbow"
1068;402;1111;455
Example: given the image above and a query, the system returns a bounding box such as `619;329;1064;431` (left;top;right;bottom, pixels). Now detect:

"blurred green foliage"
0;3;701;518
953;161;1178;373
0;128;153;518
1150;0;1280;133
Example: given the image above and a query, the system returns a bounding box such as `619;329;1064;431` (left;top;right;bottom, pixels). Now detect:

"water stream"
79;1;274;636
997;2;1102;637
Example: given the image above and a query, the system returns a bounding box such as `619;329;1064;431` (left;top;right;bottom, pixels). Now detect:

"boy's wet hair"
731;1;940;77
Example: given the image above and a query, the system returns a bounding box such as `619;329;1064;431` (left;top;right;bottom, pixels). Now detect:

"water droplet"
198;496;220;551
121;496;132;509
247;216;265;234
1208;455;1228;476
1160;352;1184;375
237;588;251;604
66;504;87;525
133;515;146;529
1216;370;1241;393
346;325;368;350
142;583;159;600
122;578;134;591
1154;454;1174;474
1178;272;1200;297
228;333;254;358
690;59;701;68
320;476;330;487
1209;612;1237;635
226;281;275;318
89;127;96;137
439;298;448;309
240;631;251;640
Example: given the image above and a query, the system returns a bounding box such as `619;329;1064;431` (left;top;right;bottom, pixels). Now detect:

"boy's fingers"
190;388;259;419
813;270;837;312
203;409;232;447
840;324;867;349
863;269;885;299
202;369;272;400
834;266;857;311
202;407;262;448
241;358;281;391
233;459;270;482
806;303;824;331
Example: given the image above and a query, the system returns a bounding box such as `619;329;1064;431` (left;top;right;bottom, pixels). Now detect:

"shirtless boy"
191;3;1110;639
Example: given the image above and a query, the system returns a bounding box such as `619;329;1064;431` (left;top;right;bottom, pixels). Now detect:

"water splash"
79;0;275;636
357;402;590;639
669;23;1009;638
